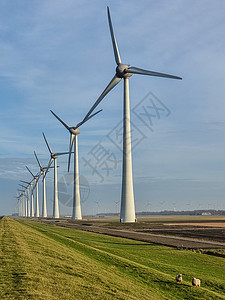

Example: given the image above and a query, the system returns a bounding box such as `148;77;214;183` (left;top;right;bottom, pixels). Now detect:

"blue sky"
1;0;225;216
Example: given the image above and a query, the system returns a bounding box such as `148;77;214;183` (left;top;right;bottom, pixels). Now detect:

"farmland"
1;216;225;299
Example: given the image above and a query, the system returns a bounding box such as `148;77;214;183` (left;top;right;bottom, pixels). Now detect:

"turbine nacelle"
116;63;132;78
70;128;80;135
51;109;102;172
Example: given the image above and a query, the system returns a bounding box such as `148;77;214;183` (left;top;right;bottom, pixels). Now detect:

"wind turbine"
50;109;102;220
42;132;71;219
34;151;49;218
17;192;24;217
19;183;28;217
26;166;40;217
82;7;182;222
20;180;32;217
114;200;119;215
95;200;100;215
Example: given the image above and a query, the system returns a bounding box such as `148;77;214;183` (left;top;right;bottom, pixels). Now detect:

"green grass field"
0;217;225;299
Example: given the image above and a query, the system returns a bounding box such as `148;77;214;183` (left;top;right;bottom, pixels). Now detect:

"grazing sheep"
192;277;201;287
176;274;182;283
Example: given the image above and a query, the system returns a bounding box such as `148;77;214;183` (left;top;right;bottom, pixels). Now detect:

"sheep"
176;274;182;283
192;277;201;287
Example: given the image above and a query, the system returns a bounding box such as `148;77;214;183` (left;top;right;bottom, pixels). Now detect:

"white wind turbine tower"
17;193;21;216
19;180;30;217
34;151;49;218
18;189;25;217
95;200;100;215
27;180;34;217
19;194;24;216
20;180;32;217
30;182;35;216
19;183;28;217
114;200;119;215
50;109;102;220
16;193;21;216
20;192;26;217
43;132;71;219
26;166;40;217
17;192;24;216
82;7;182;222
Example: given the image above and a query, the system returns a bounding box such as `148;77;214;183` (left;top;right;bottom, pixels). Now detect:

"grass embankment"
0;217;225;299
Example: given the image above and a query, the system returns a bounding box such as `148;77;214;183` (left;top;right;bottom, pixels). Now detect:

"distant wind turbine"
19;183;28;217
42;132;71;219
20;180;32;217
50;108;102;220
34;151;49;218
17;192;25;217
26;166;40;217
95;200;100;215
16;193;21;216
114;200;119;215
82;7;182;222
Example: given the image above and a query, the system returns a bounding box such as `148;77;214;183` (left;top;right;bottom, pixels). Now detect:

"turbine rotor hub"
116;63;132;78
71;128;80;135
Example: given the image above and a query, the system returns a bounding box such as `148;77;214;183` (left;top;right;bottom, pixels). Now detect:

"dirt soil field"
24;216;225;250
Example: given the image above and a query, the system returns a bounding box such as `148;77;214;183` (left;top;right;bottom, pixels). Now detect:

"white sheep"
192;277;201;287
176;274;182;283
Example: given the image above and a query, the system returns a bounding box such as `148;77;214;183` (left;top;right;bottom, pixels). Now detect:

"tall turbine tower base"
25;193;28;217
27;188;30;217
53;159;59;218
36;181;39;217
30;183;34;217
120;78;136;223
72;134;82;220
42;172;47;217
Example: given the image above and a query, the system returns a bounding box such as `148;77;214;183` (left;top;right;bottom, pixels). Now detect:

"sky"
0;0;225;216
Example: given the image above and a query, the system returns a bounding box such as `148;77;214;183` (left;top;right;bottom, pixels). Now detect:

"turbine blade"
83;75;121;122
19;184;27;189
126;66;182;80
20;180;30;185
26;166;35;178
50;110;70;130
86;109;103;121
68;134;75;172
107;7;121;65
43;158;54;180
42;132;53;154
55;151;71;156
76;109;103;128
34;151;42;169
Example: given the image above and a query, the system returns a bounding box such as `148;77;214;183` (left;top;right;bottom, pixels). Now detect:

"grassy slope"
0;217;161;299
1;217;225;299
